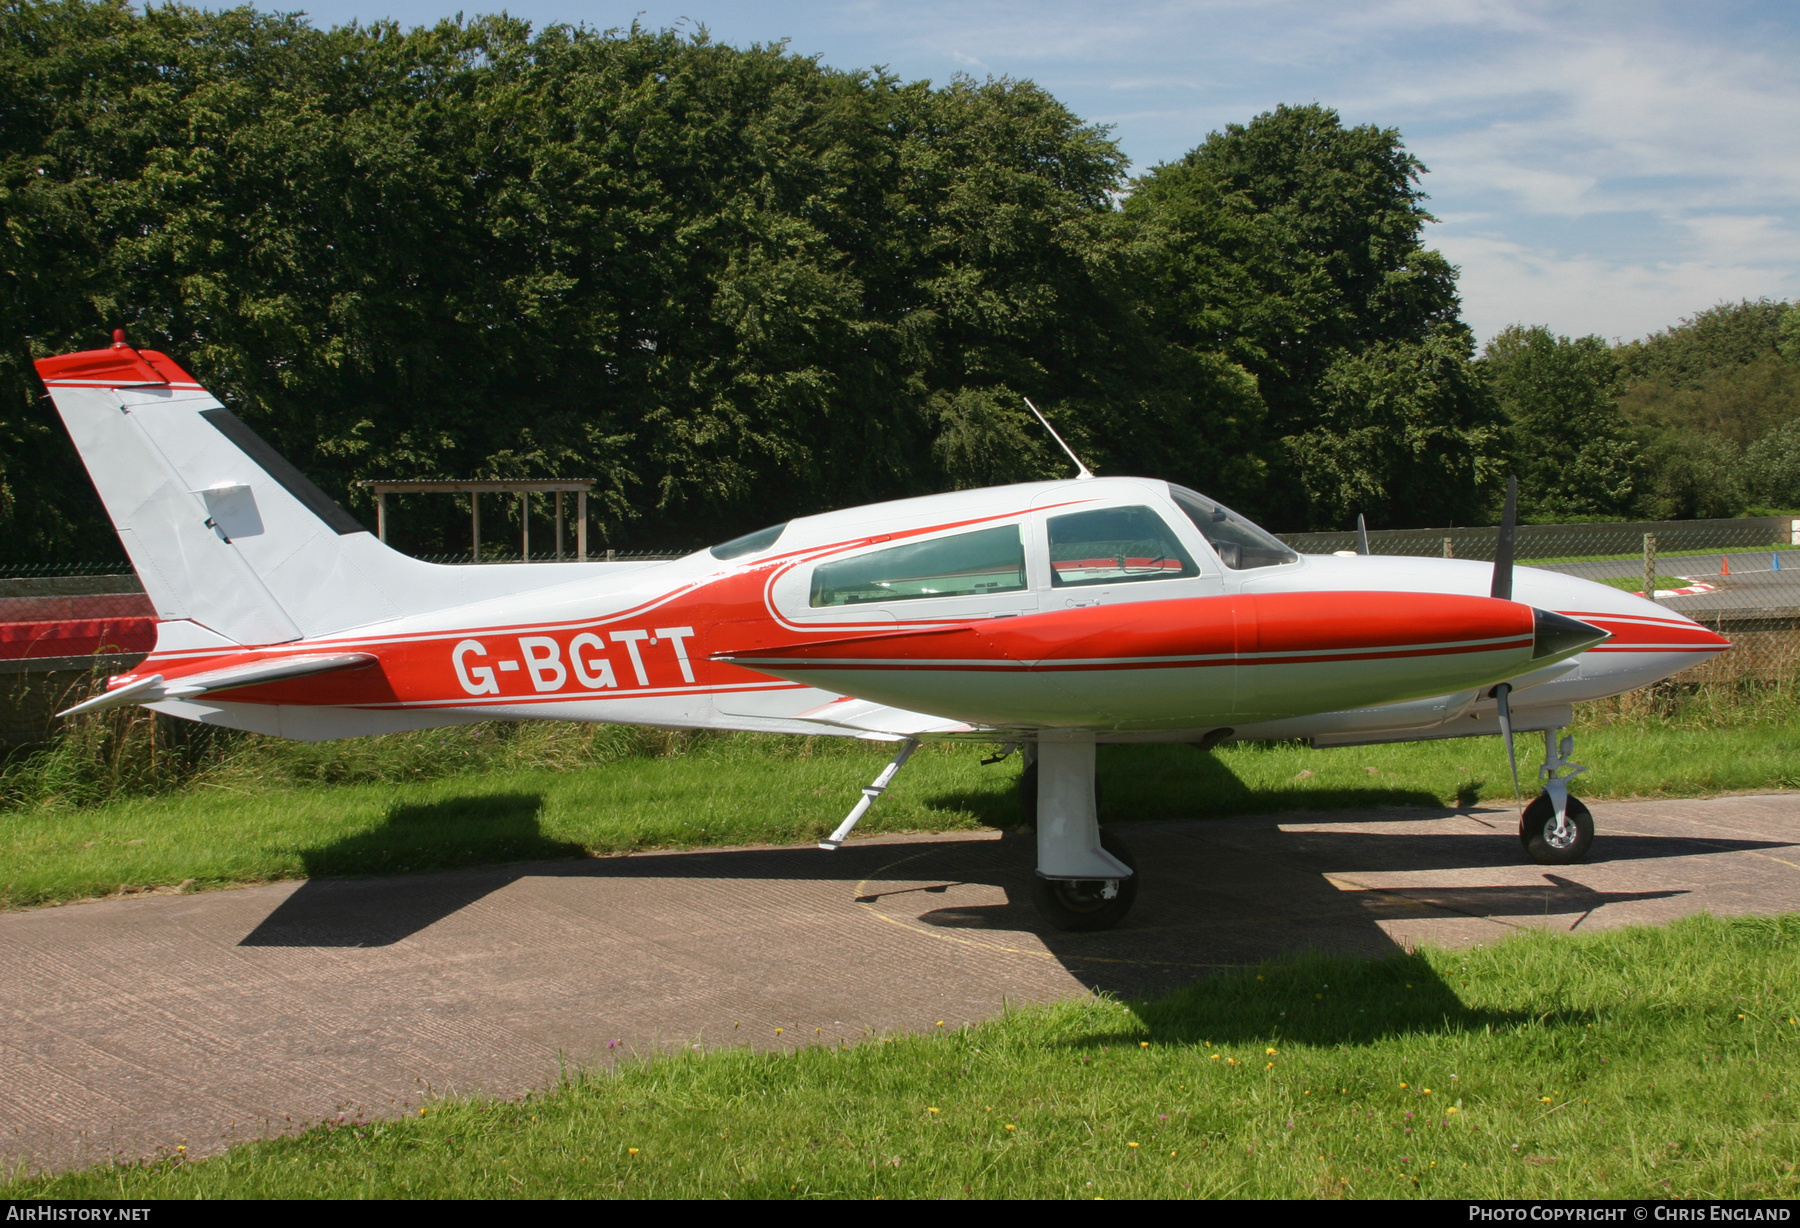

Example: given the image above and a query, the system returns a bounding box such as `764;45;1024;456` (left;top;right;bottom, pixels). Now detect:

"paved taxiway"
4;792;1799;1174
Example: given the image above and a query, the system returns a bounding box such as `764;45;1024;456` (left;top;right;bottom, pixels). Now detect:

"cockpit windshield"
1169;486;1297;570
710;522;787;560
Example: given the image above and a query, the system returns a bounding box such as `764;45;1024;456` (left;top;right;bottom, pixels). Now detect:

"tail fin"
38;338;433;644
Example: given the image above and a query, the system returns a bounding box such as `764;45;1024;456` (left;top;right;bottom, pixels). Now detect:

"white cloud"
1436;232;1799;345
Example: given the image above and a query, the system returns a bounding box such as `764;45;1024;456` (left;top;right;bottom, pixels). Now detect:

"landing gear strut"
1028;740;1136;931
1520;730;1594;865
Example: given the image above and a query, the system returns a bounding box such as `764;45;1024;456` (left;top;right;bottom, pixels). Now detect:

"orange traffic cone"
1721;555;1730;577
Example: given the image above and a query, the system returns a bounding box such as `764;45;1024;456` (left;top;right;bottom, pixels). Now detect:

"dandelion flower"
1266;1048;1277;1056
628;1148;639;1155
928;1107;940;1114
1447;1107;1459;1115
1265;1062;1274;1070
1128;1142;1139;1149
1211;1054;1221;1061
1422;1088;1432;1094
936;1021;945;1027
1540;1097;1552;1103
775;1028;784;1034
1399;1083;1408;1089
1005;1125;1016;1131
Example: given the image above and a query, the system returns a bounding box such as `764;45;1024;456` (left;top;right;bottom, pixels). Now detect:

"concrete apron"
4;792;1800;1175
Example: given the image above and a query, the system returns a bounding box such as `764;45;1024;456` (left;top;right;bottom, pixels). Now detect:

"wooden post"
521;494;530;562
376;491;386;542
1443;536;1454;559
577;491;588;561
555;491;564;561
471;493;480;563
1644;533;1657;604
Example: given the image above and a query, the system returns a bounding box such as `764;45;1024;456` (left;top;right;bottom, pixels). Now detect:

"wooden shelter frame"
355;480;595;562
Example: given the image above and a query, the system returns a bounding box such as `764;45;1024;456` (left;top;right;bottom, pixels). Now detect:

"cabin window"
810;524;1026;607
1169;486;1298;570
1045;505;1199;588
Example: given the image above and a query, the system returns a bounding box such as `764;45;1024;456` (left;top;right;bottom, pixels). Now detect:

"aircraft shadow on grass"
235;764;1795;1004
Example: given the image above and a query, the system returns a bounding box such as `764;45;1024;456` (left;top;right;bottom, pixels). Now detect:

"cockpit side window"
711;522;787;560
810;524;1026;607
1045;505;1198;588
1169;486;1298;570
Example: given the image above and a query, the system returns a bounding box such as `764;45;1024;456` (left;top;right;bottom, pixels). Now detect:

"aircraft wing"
59;653;377;717
790;695;976;738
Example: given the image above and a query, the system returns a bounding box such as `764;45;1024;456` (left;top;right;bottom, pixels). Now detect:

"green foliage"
0;1;1159;557
1742;419;1800;509
1479;326;1634;521
1617;299;1794;387
1127;104;1493;529
14;914;1800;1198
1286;327;1501;527
1604;300;1800;520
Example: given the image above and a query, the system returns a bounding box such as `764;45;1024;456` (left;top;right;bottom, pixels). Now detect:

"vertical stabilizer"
36;338;411;644
37;337;630;645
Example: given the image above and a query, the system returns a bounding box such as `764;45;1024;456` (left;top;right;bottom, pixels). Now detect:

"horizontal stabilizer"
58;653;376;717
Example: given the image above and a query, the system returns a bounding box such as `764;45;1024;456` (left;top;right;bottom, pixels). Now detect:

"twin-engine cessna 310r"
37;334;1730;929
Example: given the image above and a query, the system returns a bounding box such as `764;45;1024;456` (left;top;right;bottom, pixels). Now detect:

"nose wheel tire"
1031;828;1138;931
1520;793;1594;865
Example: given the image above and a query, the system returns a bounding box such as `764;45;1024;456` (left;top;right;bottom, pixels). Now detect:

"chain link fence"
1280;514;1800;683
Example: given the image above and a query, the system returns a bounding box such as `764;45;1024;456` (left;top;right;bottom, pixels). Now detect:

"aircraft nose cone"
1533;608;1610;659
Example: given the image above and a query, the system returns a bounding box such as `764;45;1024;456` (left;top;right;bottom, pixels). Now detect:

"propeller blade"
1356;513;1370;556
1491;475;1517;601
1493;682;1521;802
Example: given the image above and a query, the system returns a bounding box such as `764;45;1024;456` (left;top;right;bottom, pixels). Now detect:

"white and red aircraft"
35;335;1730;929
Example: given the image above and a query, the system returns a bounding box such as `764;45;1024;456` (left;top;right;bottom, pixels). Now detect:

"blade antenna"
1355;513;1370;556
1491;475;1517;601
1493;682;1522;803
1021;396;1094;480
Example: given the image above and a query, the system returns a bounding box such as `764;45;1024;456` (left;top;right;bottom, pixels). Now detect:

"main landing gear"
1520;730;1594;865
1019;741;1136;932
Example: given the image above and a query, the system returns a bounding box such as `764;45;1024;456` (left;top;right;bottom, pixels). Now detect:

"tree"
1125;104;1492;529
1480;325;1636;522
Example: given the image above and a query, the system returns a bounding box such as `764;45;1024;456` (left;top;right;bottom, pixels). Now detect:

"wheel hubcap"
1543;818;1578;850
1053;879;1120;912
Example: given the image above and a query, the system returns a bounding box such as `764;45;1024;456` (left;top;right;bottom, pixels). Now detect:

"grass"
10;911;1800;1198
2;684;1796;911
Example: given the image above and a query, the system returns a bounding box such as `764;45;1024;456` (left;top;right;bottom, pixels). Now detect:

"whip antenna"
1021;396;1093;480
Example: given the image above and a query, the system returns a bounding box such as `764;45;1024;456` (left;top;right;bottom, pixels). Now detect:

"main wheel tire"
1016;763;1103;827
1030;828;1138;931
1519;793;1594;865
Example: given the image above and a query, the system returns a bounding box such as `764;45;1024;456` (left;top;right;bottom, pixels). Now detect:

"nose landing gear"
1521;730;1594;865
1028;740;1137;931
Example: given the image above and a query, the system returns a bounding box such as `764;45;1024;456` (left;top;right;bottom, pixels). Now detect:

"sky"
250;0;1800;346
